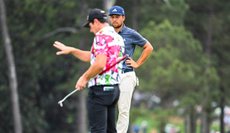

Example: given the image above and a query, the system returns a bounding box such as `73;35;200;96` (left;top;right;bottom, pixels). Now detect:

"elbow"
145;42;153;53
150;46;153;52
97;62;106;72
95;54;107;72
98;64;105;71
148;45;153;53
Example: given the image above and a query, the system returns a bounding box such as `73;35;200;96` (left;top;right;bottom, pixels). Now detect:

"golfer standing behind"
53;8;125;133
109;6;153;133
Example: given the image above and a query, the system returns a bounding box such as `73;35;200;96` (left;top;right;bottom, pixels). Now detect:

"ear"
122;16;126;21
94;19;100;24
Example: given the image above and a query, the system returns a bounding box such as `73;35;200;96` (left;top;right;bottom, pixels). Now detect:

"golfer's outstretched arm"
53;41;91;62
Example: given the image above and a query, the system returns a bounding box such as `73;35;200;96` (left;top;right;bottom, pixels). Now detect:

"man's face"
109;14;125;28
89;20;99;34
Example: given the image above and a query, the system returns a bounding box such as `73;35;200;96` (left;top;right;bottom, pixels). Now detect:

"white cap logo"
112;9;117;12
87;15;89;20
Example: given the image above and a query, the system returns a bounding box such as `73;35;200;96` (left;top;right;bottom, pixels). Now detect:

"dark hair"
91;18;108;24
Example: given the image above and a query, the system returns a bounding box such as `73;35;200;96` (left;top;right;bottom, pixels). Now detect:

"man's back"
88;26;125;87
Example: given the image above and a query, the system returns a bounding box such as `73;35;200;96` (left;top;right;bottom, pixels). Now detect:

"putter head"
57;89;78;107
58;101;63;107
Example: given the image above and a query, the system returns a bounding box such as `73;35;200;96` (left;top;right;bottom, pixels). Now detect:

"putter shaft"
58;89;78;107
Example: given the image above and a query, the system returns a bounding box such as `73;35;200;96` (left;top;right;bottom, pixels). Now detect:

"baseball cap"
83;8;108;28
109;6;125;16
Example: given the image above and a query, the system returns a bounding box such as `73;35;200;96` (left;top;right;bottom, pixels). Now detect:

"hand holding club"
75;76;88;91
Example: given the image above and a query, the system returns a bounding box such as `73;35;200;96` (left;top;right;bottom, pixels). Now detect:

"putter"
99;54;128;75
58;54;128;107
58;89;78;107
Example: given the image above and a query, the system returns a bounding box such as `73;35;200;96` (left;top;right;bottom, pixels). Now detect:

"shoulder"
120;25;147;46
121;26;144;38
122;26;136;34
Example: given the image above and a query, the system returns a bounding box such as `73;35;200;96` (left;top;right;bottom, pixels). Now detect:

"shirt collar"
118;23;126;34
96;26;113;35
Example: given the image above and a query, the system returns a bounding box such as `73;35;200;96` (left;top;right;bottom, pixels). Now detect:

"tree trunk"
75;1;88;133
200;9;213;133
185;113;197;133
103;0;116;21
205;10;213;65
200;111;209;133
132;0;137;30
185;114;191;133
191;113;197;133
0;0;22;133
75;38;88;133
103;0;116;13
220;86;225;133
76;90;87;132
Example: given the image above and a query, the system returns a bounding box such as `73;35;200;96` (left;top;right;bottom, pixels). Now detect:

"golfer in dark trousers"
53;8;125;133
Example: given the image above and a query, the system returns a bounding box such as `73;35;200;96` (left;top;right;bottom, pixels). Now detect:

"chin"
113;24;122;28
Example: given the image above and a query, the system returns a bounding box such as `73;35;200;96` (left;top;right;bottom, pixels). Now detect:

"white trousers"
117;71;137;133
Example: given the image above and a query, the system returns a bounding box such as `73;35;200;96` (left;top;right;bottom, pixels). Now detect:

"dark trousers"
87;84;120;133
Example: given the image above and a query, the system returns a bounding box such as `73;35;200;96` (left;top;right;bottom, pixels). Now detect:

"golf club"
58;54;128;107
58;89;78;107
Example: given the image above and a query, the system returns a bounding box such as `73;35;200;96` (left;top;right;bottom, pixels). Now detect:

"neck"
96;23;109;34
100;23;110;29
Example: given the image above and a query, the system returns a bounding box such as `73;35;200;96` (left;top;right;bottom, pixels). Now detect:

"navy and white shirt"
118;24;147;71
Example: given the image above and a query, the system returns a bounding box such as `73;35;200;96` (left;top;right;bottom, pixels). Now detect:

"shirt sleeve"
132;30;147;47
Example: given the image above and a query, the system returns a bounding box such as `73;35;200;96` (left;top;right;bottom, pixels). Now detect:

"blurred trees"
183;0;230;132
1;0;91;133
135;19;219;133
0;0;230;133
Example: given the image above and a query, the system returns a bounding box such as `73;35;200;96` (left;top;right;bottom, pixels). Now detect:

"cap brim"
83;21;90;28
109;13;123;16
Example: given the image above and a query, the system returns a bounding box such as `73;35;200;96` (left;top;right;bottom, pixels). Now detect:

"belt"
122;69;133;73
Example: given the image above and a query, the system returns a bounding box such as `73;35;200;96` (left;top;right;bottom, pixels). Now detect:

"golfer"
109;6;153;133
53;8;125;133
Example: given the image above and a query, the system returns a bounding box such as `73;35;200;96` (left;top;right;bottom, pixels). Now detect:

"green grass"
130;108;223;133
133;117;158;133
132;116;221;133
133;117;185;133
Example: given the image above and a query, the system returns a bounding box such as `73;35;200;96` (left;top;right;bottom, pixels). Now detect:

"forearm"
136;42;153;67
82;63;103;81
70;48;91;62
81;54;107;80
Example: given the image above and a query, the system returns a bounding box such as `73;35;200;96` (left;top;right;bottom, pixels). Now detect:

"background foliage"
1;0;230;133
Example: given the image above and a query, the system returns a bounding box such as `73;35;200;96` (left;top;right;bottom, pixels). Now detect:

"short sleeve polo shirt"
88;26;125;87
118;24;147;70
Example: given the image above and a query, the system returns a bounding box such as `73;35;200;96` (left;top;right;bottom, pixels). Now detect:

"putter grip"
99;54;128;75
